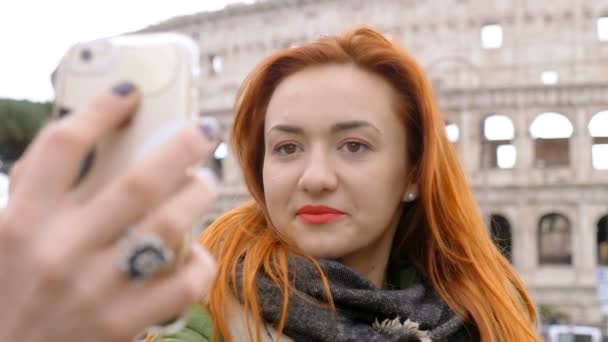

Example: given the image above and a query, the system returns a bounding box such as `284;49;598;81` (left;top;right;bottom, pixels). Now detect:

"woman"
158;26;540;341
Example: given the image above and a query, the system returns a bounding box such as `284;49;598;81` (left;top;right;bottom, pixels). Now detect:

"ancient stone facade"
141;0;608;325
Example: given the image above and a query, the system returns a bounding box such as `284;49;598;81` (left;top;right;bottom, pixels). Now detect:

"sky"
1;1;607;168
0;0;256;102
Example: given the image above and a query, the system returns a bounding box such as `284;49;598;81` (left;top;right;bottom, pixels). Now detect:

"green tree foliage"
538;304;569;324
0;99;53;160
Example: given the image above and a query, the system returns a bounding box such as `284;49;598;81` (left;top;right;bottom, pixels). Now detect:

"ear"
402;183;418;202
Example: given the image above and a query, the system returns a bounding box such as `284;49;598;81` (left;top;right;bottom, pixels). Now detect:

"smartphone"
53;33;201;201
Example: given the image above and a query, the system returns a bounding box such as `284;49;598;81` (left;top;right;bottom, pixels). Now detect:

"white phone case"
53;33;200;201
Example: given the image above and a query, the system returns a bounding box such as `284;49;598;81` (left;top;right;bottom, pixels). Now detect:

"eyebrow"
266;120;381;136
330;120;381;134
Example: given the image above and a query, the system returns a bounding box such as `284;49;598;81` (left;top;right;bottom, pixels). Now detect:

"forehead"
265;63;400;126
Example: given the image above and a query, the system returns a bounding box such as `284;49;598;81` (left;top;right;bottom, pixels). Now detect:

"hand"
0;83;218;342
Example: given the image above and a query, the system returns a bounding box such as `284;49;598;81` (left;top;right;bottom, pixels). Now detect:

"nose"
297;146;338;195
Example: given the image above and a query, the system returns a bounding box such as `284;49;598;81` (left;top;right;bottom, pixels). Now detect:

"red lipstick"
297;205;345;224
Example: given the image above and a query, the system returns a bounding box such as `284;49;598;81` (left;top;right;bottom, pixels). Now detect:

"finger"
82;125;217;246
75;169;217;299
137;168;218;251
107;244;217;341
12;83;140;210
7;160;22;197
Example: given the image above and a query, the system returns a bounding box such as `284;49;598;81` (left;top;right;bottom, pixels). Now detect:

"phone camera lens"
80;49;93;62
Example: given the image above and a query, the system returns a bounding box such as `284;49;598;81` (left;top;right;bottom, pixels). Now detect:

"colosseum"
140;0;608;326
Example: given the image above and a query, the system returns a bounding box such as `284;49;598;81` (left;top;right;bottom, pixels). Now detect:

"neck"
339;208;403;288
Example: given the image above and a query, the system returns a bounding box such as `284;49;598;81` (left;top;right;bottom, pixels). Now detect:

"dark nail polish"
112;82;135;97
199;117;220;141
58;106;71;118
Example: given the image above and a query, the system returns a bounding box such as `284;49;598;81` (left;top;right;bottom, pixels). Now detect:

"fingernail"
112;82;135;97
58;106;71;118
199;117;220;141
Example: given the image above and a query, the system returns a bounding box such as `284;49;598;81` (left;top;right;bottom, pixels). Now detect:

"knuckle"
192;170;219;200
122;174;161;202
99;314;131;341
73;282;100;313
32;250;69;288
205;182;219;201
90;91;117;109
196;173;218;195
175;277;203;305
9;160;22;181
196;248;218;284
201;250;218;275
0;211;26;244
89;91;131;116
42;123;88;150
177;129;207;162
176;252;217;302
155;212;186;246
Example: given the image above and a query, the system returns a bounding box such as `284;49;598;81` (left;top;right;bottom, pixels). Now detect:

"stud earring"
404;192;417;202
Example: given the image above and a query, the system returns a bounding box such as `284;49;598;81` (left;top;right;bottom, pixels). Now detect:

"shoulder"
154;295;294;342
223;295;295;342
151;305;219;342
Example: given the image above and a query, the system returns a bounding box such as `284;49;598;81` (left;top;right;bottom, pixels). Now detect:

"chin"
297;241;350;260
288;225;359;260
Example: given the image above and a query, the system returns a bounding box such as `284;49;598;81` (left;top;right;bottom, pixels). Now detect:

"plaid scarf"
236;257;479;341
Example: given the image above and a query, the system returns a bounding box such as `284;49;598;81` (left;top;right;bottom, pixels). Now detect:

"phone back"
53;33;200;201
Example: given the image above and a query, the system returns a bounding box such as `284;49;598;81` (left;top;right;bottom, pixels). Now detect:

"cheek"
347;162;406;212
262;161;297;217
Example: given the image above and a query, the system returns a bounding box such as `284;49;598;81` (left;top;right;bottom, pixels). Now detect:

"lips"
297;205;345;224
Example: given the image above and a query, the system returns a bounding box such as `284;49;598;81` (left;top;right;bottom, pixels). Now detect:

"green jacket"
151;305;221;342
154;268;416;342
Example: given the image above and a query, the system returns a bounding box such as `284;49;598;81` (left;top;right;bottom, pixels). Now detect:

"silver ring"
119;229;175;281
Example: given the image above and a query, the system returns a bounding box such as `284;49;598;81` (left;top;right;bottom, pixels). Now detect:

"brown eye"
277;143;298;155
340;141;368;155
346;142;362;153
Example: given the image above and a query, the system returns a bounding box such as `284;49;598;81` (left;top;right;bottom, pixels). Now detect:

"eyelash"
338;140;371;155
273;142;301;155
272;140;372;156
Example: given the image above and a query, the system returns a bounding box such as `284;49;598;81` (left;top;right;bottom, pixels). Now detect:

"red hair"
201;26;540;342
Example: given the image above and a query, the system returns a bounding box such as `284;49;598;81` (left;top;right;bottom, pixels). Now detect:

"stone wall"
141;0;608;325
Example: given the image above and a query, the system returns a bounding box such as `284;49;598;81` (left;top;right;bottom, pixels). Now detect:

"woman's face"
262;63;411;260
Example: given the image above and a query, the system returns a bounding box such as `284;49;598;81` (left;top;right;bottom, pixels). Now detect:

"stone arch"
480;114;516;169
529;112;573;168
597;215;608;266
445;120;460;143
489;214;512;262
208;53;223;75
589;111;608;170
597;15;608;42
538;212;572;265
425;55;480;89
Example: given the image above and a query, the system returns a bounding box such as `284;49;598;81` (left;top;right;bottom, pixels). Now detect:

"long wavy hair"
200;26;540;342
